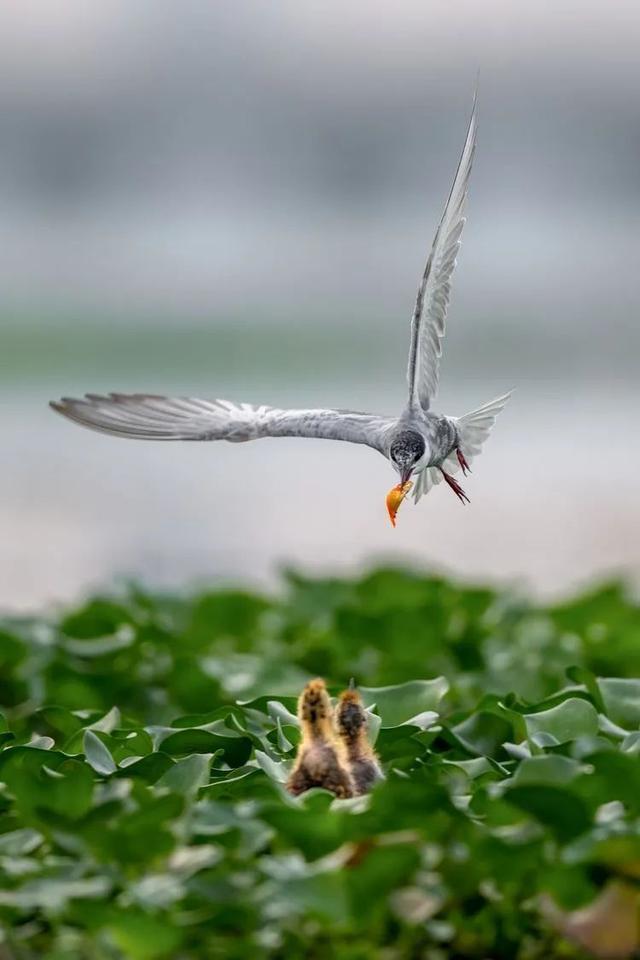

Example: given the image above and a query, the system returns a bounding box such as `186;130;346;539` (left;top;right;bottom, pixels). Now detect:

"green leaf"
449;711;513;756
511;755;582;786
346;843;421;923
255;749;290;783
524;697;599;744
116;753;175;783
60;599;133;639
156;754;212;795
83;730;116;776
359;678;448;727
598;678;640;728
0;828;43;855
155;728;251;767
106;909;182;959
505;784;592;840
275;718;295;753
0;748;94;820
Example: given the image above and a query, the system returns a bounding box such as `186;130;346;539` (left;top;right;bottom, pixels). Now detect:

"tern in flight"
51;96;510;525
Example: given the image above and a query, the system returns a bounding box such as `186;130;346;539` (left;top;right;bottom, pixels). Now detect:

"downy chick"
335;687;383;795
286;679;354;798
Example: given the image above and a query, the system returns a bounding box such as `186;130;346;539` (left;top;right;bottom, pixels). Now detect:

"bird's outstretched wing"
50;394;393;452
407;95;477;411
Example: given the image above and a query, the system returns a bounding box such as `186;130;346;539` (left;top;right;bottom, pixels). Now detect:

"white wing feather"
407;97;477;410
413;392;511;503
50;394;393;452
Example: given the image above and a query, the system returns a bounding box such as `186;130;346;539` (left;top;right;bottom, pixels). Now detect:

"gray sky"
0;0;639;338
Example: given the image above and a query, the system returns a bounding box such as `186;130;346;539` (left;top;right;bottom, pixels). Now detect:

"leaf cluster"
0;569;639;958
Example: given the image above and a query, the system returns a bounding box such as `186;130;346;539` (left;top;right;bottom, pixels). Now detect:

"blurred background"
1;0;639;611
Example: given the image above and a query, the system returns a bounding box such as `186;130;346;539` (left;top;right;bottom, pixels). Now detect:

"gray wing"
407;95;477;411
50;394;394;453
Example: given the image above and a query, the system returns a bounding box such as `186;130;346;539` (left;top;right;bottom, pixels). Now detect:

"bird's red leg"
441;469;470;505
456;448;471;476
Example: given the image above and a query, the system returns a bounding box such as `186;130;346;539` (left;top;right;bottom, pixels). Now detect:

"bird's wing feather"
407;96;477;410
413;392;511;503
50;394;394;452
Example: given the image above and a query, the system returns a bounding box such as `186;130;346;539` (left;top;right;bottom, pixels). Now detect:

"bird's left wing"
406;95;477;411
50;394;393;452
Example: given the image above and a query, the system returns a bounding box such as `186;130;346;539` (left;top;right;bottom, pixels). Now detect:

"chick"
335;686;384;795
286;679;355;798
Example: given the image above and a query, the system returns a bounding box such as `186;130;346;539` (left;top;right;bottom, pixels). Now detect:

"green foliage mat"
1;568;640;959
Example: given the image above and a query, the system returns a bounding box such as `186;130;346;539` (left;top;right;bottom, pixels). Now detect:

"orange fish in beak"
386;480;413;527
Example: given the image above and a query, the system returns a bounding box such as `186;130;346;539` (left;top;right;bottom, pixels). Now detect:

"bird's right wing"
406;95;477;411
50;393;394;453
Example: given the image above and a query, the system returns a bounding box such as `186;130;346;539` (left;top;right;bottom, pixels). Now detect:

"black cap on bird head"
389;431;425;485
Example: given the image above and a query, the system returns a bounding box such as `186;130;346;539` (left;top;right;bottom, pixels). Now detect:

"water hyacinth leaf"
597;678;640;728
449;711;513;756
2;570;640;956
59;599;134;639
346;844;422;923
240;695;299;719
0;828;43;856
441;757;495;780
267;870;350;925
156;754;212;795
116;753;175;783
169;704;248;729
565;834;640;875
204;764;263;793
83;730;117;776
275;718;295;753
505;784;592;841
255;749;290;783
511;755;582;786
0;748;94;820
87;706;122;734
574;751;640;813
365;708;382;745
34;706;84;740
566;665;606;712
106;909;183;959
541;864;599;911
26;735;55;751
260;792;346;860
66;708;123;753
622;732;640;755
156;728;252;767
359;679;449;727
267;699;300;727
0;875;113;912
61;632;134;657
524;698;599;744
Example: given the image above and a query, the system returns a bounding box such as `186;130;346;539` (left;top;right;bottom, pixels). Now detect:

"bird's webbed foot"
441;468;470;505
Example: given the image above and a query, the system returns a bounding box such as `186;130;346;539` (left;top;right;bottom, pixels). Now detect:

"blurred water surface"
3;366;638;611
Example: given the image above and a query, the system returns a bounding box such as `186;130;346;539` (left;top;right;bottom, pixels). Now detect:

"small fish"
386;480;413;527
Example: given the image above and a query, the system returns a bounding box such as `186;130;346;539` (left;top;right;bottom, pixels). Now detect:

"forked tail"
413;392;512;503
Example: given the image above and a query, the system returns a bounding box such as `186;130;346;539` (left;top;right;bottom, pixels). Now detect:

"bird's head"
389;431;426;486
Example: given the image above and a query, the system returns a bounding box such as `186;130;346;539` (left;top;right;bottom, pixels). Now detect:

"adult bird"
51;95;510;522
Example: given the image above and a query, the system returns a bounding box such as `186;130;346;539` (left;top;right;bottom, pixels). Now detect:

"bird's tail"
413;392;512;503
